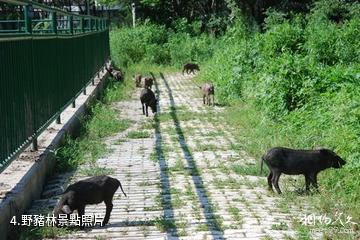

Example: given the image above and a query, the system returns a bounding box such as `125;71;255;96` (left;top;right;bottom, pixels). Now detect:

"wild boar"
144;76;154;89
140;88;157;117
134;74;142;87
200;83;215;106
53;175;126;225
182;63;200;75
106;64;124;81
261;147;346;194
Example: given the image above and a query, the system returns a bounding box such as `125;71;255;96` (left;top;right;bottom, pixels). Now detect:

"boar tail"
119;181;127;197
260;155;264;175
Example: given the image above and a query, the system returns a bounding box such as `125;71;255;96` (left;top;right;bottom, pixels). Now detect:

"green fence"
0;1;110;172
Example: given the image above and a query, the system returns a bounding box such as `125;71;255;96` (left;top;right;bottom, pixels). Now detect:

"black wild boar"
53;175;126;225
140;88;157;117
200;83;215;106
261;147;346;194
134;74;142;87
182;63;200;75
144;76;154;89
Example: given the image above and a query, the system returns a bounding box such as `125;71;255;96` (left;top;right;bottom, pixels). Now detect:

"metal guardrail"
0;0;107;35
0;0;111;172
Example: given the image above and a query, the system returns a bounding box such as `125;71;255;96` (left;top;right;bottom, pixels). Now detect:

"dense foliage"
110;0;360;232
200;1;360;220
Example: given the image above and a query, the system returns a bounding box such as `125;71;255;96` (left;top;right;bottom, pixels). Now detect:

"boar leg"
309;173;319;190
203;95;206;104
145;105;149;117
267;172;273;191
305;174;311;191
272;171;282;194
103;199;114;225
142;103;145;115
77;206;85;228
212;95;215;106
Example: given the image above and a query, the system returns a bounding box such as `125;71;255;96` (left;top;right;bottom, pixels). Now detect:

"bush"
110;23;169;67
110;23;215;68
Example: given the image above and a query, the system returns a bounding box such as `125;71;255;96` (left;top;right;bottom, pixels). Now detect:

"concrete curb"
0;65;110;240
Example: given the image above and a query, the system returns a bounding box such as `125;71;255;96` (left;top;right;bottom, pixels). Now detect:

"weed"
271;222;289;230
127;130;151;139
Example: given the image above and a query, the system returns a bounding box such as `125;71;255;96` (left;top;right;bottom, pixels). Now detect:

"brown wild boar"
134;74;142;87
200;83;215;106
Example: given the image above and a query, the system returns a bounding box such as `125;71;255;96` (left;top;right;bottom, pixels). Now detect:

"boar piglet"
261;147;346;194
140;88;157;117
134;74;142;87
54;175;126;226
182;63;200;75
200;83;215;106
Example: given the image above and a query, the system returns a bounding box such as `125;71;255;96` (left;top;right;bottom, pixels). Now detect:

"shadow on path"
159;72;225;239
153;76;179;238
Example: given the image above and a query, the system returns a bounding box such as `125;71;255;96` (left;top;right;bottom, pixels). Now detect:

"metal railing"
0;0;110;172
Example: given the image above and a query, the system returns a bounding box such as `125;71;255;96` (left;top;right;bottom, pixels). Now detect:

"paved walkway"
28;73;306;239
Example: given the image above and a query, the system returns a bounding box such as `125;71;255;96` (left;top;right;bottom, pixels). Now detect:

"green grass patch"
19;226;71;240
153;216;176;232
271;222;289;230
55;104;130;173
232;163;268;177
79;165;115;176
227;206;244;226
126;130;151;139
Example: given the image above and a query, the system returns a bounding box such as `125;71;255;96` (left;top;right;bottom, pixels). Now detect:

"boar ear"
61;205;72;214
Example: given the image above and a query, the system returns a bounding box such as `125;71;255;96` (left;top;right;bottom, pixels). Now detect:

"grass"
195;143;218;152
126;130;151;139
271;222;289;230
153;216;176;232
232;163;268;177
19;226;71;240
55;78;132;173
225;101;360;238
227;206;244;226
113;138;127;144
79;165;115;176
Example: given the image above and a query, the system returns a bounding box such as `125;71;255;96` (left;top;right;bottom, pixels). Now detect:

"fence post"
51;12;57;34
56;115;61;124
23;5;32;34
132;2;136;28
31;138;38;151
89;18;92;32
69;16;73;34
81;17;85;32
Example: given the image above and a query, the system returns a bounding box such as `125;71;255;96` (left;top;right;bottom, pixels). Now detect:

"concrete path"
27;73;307;239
